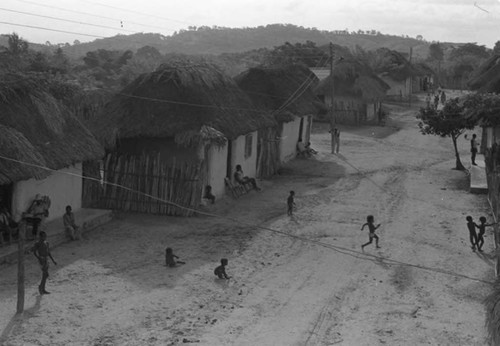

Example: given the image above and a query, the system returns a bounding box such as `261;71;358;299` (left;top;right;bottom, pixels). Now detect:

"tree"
493;41;500;56
7;33;29;56
417;98;476;170
416;35;423;40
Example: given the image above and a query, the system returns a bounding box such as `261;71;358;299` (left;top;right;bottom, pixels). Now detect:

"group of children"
466;216;496;252
165;247;231;280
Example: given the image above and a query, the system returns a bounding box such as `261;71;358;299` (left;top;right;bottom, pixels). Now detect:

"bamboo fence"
256;127;281;179
82;152;202;216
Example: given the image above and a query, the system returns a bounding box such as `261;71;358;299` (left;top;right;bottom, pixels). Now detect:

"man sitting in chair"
234;164;261;191
297;140;310;157
24;195;50;240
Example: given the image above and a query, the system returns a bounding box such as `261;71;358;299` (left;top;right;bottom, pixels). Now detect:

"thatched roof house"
0;74;104;185
469;54;500;93
315;59;389;100
234;64;326;122
99;61;276;148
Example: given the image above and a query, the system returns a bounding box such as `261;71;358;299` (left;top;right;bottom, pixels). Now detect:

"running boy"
214;258;231;279
476;216;496;252
287;191;296;216
32;231;57;294
361;215;381;250
165;247;185;267
466;216;479;251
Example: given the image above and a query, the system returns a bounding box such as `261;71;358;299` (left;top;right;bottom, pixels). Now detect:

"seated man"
63;205;80;241
234;164;261;191
203;185;216;204
296;140;310;157
24;195;50;240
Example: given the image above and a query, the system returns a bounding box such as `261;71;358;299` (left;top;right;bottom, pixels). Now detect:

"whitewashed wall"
230;131;258;180
206;143;228;197
280;117;303;162
11;163;83;222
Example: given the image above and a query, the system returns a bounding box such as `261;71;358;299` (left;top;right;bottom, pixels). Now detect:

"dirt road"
0;102;493;345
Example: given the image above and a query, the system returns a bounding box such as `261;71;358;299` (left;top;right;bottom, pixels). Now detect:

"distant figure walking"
425;93;431;108
470;134;478;166
32;231;57;295
440;90;446;105
466;216;479;251
287;191;296;216
214;258;231;279
165;247;185;267
361;215;381;250
433;93;440;109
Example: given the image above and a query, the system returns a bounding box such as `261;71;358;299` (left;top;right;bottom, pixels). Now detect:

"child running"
287;191;296;216
476;216;496;252
466;216;479;251
361;215;381;251
165;247;185;267
214;258;231;279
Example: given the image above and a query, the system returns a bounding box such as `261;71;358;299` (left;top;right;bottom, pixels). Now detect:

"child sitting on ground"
214;258;231;279
165;247;185;267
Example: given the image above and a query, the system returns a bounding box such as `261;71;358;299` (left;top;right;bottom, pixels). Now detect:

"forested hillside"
55;24;434;59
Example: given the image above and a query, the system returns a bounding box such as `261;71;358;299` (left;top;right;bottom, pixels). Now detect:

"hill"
56;24;439;60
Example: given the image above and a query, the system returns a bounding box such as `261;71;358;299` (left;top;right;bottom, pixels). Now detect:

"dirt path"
0;102;493;346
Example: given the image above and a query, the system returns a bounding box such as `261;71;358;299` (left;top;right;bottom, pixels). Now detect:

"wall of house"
11;163;83;222
380;77;409;97
323;95;365;125
230;131;258;180
280;117;303;162
366;102;376;122
206;143;228;198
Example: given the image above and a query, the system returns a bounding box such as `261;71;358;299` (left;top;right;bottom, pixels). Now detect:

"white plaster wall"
207;143;228;197
367;103;376;121
230;131;257;179
11;163;83;222
280;117;302;162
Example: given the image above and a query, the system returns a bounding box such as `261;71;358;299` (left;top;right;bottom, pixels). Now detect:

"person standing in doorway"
471;134;478;166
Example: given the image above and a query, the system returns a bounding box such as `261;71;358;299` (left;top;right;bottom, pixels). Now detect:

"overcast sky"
1;0;500;47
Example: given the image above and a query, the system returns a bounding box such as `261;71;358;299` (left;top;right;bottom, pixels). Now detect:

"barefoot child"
287;191;296;216
476;216;496;252
361;215;381;250
214;258;231;279
165;247;185;267
466;216;479;251
32;231;57;294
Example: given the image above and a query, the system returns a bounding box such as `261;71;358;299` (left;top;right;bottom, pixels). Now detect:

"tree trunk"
452;136;465;170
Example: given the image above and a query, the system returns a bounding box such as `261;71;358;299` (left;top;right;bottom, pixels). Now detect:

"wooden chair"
224;177;246;198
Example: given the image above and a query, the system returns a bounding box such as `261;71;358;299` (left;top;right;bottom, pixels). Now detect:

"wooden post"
16;220;26;314
330;42;336;154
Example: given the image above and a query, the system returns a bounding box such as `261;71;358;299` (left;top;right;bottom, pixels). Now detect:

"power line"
80;0;193;26
0;21;108;39
0;7;137;34
0;152;493;285
11;0;179;33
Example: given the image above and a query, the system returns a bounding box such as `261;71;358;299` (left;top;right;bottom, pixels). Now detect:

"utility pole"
408;46;413;108
330;42;336;154
17;220;26;314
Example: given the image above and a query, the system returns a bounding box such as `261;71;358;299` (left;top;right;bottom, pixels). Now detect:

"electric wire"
0;153;493;285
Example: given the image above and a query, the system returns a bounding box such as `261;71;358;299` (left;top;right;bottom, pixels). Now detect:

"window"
244;134;253;158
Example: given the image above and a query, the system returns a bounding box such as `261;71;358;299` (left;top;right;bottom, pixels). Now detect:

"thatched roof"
468;55;500;93
99;60;276;147
375;48;420;81
0;74;105;184
235;65;326;123
315;59;389;100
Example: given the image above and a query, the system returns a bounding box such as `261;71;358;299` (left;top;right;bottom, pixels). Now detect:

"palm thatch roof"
98;60;276;148
235;64;326;123
375;48;420;81
0;74;105;184
315;59;389;100
468;55;500;93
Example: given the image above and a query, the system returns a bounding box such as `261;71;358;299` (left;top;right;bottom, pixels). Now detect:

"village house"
313;59;389;125
92;61;275;215
235;65;325;177
0;74;104;222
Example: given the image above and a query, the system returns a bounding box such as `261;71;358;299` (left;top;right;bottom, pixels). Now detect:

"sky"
1;0;500;47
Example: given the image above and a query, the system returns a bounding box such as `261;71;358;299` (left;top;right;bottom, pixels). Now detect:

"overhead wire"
0;152;493;285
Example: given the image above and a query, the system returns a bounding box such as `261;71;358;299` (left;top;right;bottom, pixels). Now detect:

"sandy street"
0;100;494;346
